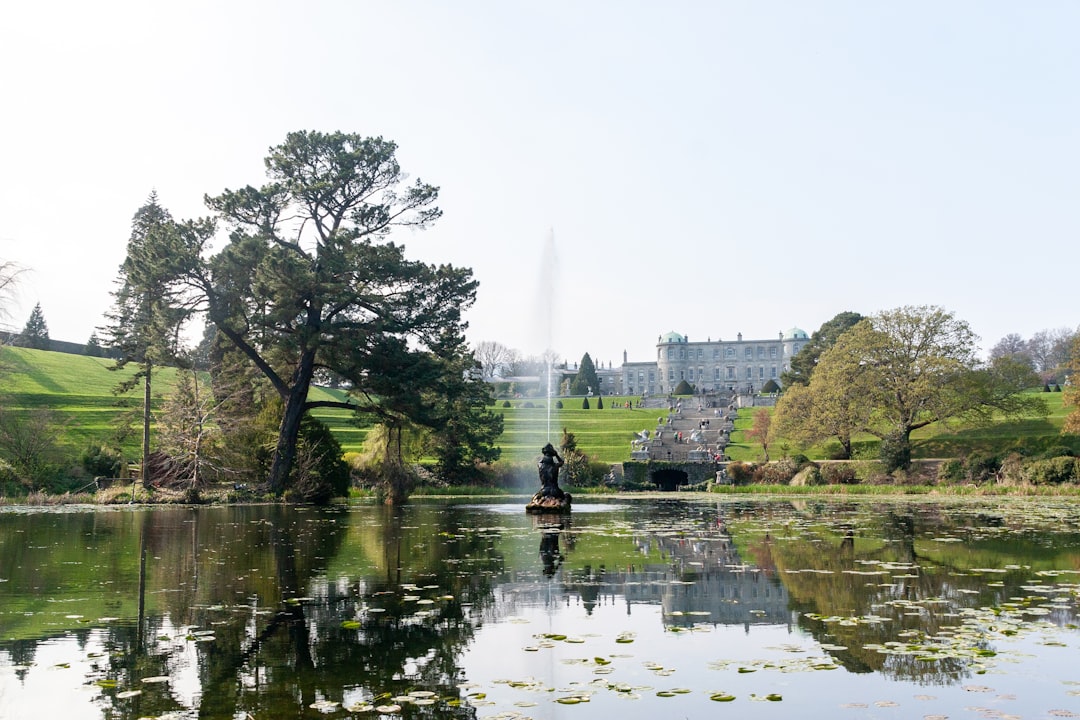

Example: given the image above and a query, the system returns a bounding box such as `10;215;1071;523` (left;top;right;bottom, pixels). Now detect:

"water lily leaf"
710;692;736;702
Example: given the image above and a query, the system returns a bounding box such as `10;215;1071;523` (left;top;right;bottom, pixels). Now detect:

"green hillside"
1;346;1074;474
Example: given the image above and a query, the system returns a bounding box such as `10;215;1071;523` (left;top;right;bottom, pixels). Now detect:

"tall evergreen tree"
103;192;196;487
569;353;599;395
18;303;49;350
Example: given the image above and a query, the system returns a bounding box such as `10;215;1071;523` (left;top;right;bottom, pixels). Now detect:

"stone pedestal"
526;492;572;514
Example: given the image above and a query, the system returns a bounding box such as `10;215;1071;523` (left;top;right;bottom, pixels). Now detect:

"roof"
660;331;685;343
783;327;809;340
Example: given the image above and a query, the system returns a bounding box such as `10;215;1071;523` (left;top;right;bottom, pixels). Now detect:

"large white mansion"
591;328;810;396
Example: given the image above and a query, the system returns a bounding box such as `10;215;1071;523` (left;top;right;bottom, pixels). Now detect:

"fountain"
525;231;571;514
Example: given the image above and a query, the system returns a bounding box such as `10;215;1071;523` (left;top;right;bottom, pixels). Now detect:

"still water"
1;497;1079;719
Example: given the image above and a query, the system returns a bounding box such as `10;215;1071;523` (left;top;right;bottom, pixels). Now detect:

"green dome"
783;327;809;340
660;331;685;344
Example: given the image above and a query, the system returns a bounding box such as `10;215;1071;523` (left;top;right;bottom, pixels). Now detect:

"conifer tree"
19;303;49;350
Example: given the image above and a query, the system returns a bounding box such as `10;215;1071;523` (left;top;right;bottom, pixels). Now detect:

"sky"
1;1;1077;368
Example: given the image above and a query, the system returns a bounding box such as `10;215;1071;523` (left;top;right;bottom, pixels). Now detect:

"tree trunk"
141;360;152;489
266;349;317;496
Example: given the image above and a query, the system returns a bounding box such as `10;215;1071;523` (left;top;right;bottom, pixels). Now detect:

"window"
770;347;777;359
744;347;752;360
713;348;719;359
771;366;777;378
679;348;685;360
688;368;695;381
745;366;752;379
668;369;674;381
757;346;765;359
726;366;735;379
638;371;644;382
714;368;720;380
667;347;673;359
697;348;703;359
759;366;765;380
648;371;655;382
725;347;735;359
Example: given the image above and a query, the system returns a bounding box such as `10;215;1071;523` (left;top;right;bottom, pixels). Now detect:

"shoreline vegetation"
7;479;1080;508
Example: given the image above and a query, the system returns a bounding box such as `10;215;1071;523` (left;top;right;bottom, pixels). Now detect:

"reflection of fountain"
533;514;572;576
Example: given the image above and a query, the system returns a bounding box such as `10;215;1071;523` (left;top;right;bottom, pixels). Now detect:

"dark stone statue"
526;443;572;514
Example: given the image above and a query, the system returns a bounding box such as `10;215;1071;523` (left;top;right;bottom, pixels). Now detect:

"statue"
526;443;572;514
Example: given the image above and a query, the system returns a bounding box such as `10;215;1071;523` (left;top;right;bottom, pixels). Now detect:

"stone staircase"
633;393;738;463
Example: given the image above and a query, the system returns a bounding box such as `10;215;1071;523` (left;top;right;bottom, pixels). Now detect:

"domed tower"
781;327;809;362
656;331;687;393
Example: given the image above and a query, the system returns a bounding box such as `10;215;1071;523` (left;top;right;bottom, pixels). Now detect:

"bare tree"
473;340;513;380
1029;327;1079;381
0;260;26;341
989;333;1033;368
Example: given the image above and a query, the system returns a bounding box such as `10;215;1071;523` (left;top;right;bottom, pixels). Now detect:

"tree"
989;332;1033;368
473;340;514;380
103;192;194;488
744;408;772;462
569;353;599;396
157;367;219;491
0;260;24;338
84;332;105;357
418;329;503;485
1028;327;1078;382
773;379;860;459
18;303;49;350
781;311;863;388
800;306;1045;471
171;131;483;498
1063;335;1080;436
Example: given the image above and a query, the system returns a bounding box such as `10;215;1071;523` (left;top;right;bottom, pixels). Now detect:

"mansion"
590;328;809;396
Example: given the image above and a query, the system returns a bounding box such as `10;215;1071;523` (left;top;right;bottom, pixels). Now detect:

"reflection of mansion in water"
493;524;793;631
591;328;809;396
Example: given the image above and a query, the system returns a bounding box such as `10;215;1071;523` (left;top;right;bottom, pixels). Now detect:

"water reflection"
1;498;1079;719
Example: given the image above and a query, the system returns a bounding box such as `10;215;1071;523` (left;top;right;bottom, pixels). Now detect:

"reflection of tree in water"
746;501;1080;686
74;504;499;719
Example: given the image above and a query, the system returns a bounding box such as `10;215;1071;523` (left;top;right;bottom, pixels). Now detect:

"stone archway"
651;468;689;491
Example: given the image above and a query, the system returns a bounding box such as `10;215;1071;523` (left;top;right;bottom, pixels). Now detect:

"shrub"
582;397;590;410
821;463;858;485
1021;456;1080;485
502;400;512;408
998;452;1026;484
555;400;563;409
788;453;811;469
81;444;124;478
878;434;911;472
522;401;535;408
790;465;823;486
965;452;1001;483
673;380;694;395
937;459;965;484
725;461;754;484
1040;445;1075;459
752;459;798;484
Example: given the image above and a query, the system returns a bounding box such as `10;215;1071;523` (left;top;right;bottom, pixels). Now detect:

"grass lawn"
1;346;1075;469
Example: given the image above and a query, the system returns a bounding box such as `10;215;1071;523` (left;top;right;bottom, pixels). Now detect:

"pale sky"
1;1;1077;368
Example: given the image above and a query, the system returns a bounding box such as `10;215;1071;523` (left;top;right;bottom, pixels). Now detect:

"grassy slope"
1;346;1074;467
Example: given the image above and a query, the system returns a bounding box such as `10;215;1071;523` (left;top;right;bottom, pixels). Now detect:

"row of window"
665;345;797;361
667;366;778;381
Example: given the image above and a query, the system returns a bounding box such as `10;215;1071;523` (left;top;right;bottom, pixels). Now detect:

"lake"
1;496;1079;719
